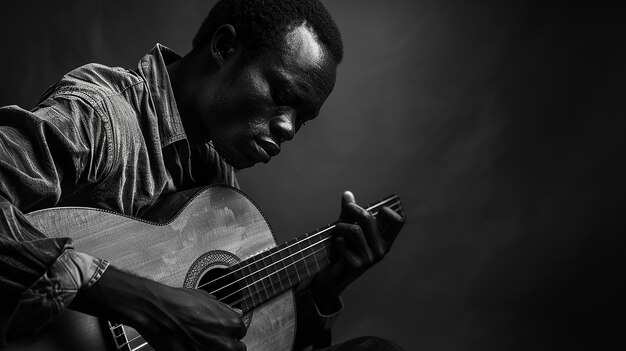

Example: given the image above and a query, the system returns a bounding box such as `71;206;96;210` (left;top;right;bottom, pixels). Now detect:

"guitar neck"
224;194;403;313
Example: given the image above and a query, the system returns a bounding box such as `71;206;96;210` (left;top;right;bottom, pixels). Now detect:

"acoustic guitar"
4;185;403;351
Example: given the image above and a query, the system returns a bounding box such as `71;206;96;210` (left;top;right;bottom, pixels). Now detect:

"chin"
221;153;255;171
214;141;258;171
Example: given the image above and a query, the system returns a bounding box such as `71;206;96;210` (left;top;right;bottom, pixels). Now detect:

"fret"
253;255;268;303
231;264;252;312
238;259;257;308
251;255;263;302
262;252;276;299
274;247;286;291
309;232;322;272
128;336;147;351
234;192;401;311
262;251;280;298
301;233;313;277
262;249;276;300
277;243;294;291
306;231;328;273
120;325;132;351
289;240;303;282
295;237;311;281
318;226;333;262
124;325;147;351
109;322;131;351
285;239;301;286
279;240;300;289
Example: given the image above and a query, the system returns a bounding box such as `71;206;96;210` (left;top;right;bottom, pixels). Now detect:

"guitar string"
222;201;402;307
111;201;403;349
110;201;402;344
111;199;403;348
196;198;401;294
223;238;335;308
131;341;149;351
194;195;400;292
124;214;401;351
196;201;402;297
118;239;337;351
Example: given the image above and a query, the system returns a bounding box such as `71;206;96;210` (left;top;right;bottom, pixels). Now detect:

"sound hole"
197;266;244;309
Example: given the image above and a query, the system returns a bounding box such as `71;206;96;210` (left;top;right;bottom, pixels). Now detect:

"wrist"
309;277;343;315
70;266;156;328
296;289;344;329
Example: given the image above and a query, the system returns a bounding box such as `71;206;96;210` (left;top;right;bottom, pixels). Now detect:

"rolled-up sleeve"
294;289;344;350
0;99;112;345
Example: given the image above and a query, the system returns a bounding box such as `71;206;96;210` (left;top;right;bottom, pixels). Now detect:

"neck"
166;52;216;148
205;194;403;313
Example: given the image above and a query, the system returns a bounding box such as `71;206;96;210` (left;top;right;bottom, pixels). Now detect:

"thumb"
341;191;355;206
340;191;356;221
230;306;243;317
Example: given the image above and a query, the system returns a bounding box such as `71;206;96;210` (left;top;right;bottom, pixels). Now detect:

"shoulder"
41;63;145;111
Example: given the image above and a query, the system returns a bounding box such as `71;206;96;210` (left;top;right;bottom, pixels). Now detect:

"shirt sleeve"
294;288;344;351
0;100;112;345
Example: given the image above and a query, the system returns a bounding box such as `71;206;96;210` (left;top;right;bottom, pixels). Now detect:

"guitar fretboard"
232;223;335;312
212;193;403;312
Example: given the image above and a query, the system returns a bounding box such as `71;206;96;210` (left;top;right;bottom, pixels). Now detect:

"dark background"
1;1;625;349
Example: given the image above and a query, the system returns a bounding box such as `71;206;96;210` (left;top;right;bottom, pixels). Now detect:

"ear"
211;24;237;65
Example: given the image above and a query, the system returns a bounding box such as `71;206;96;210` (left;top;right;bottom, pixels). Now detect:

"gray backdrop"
1;1;624;349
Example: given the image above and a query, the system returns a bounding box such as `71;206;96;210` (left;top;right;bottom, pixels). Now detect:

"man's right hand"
70;266;247;351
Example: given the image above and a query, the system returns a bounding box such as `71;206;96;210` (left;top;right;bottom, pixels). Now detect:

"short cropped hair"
192;0;343;63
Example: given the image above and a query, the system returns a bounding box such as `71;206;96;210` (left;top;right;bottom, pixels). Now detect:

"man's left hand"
310;191;405;312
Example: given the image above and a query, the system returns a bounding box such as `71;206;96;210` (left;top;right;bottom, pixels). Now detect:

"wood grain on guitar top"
3;185;295;351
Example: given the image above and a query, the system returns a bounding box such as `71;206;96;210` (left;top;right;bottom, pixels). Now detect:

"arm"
0;103;111;344
0;102;246;351
70;266;246;351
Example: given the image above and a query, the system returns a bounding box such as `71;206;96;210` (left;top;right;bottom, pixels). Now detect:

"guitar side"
3;185;295;351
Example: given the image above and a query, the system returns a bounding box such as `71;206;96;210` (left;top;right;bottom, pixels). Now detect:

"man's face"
195;24;337;170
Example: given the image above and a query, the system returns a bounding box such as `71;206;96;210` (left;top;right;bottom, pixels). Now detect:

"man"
0;0;404;350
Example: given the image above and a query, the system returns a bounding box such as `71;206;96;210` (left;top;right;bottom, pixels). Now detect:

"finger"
339;193;369;223
230;306;243;318
354;206;386;259
219;304;246;338
226;339;247;351
336;236;361;268
340;198;386;259
340;191;356;221
342;190;355;206
237;340;248;351
226;306;247;339
379;206;405;246
334;222;374;265
233;312;247;340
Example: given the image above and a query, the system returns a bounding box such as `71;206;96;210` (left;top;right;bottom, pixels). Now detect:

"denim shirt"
0;44;339;349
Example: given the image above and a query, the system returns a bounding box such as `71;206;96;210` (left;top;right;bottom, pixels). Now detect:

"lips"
252;138;280;163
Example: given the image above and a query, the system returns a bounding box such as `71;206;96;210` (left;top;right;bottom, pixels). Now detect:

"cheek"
220;95;275;133
208;98;267;147
206;75;276;142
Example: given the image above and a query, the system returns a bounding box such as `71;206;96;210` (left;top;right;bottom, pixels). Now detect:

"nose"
270;110;296;144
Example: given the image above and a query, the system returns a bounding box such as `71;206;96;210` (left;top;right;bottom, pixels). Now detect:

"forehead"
284;24;327;65
264;24;337;96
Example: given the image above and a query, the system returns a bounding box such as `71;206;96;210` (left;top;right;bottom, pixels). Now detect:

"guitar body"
4;185;295;351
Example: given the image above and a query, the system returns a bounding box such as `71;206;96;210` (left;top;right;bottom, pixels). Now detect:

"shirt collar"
137;43;186;148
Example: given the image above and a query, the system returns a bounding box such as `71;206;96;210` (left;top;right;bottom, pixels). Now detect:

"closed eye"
270;85;294;107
